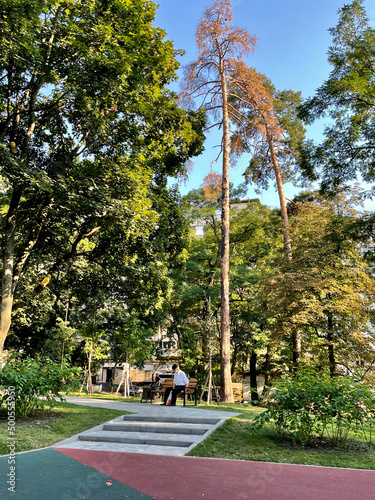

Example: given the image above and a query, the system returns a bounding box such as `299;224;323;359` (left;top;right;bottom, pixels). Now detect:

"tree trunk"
0;188;22;358
249;350;259;404
261;349;272;402
327;312;336;377
267;130;292;260
219;55;233;403
207;354;213;405
87;347;93;395
267;129;301;368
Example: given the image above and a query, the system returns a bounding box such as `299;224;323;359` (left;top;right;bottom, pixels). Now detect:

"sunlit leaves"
298;0;375;194
259;194;375;372
0;0;204;354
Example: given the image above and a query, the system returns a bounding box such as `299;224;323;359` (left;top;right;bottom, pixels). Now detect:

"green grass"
0;402;128;455
66;391;143;403
186;402;375;470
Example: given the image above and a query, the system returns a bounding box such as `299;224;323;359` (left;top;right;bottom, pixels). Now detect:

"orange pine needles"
202;169;222;201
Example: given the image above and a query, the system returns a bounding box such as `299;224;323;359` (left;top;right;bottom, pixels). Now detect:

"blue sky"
153;0;375;209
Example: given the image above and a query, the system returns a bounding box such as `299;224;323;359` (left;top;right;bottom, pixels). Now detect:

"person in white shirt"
161;363;189;406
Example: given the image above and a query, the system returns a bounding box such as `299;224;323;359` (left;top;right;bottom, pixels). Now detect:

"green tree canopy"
0;0;204;356
299;0;375;195
259;193;375;377
165;188;282;391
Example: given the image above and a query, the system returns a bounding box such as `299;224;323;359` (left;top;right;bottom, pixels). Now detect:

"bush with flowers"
251;367;375;448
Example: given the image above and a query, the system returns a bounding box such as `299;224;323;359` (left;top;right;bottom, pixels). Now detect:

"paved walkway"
1;397;375;500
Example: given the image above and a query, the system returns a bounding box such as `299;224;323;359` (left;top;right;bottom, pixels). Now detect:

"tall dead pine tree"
230;66;305;365
180;0;257;401
230;66;294;260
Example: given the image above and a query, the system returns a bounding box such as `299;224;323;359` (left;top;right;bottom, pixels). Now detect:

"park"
0;0;375;498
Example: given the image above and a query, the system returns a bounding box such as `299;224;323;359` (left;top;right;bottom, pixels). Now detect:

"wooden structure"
115;363;136;397
199;358;220;405
140;378;198;406
182;379;198;406
140;378;173;403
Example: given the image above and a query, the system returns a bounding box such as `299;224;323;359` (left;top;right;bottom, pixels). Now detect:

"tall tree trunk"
0;188;22;358
327;312;336;377
249;350;259;405
181;3;257;402
219;56;233;403
261;349;272;402
267;130;292;260
267;129;301;368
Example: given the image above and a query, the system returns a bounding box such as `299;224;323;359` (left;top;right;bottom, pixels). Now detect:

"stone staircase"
75;414;222;455
54;398;239;456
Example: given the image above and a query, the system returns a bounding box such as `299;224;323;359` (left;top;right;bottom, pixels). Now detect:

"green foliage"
0;0;204;355
105;313;154;369
0;355;81;416
252;368;375;448
44;318;78;362
298;0;375;194
166;189;283;377
259;193;375;375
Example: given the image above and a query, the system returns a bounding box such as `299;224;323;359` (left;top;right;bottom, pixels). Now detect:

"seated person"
146;371;161;399
153;371;161;386
162;363;189;406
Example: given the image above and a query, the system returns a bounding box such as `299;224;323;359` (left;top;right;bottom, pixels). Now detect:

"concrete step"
78;430;196;448
76;413;219;453
77;413;221;451
122;415;221;425
103;422;209;435
54;398;240;456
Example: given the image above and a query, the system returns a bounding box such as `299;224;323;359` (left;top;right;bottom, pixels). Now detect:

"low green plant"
0;355;81;416
251;368;375;448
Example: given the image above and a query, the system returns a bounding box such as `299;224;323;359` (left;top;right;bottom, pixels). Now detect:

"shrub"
252;368;375;448
0;355;81;416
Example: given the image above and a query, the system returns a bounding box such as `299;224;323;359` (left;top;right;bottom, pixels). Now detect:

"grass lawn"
0;402;128;455
66;391;142;403
185;402;375;470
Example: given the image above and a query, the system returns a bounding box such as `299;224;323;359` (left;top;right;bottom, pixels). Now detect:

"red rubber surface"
55;448;375;500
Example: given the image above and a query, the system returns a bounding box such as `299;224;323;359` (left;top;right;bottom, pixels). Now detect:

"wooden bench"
141;378;174;403
182;379;198;406
141;378;198;405
161;378;197;406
